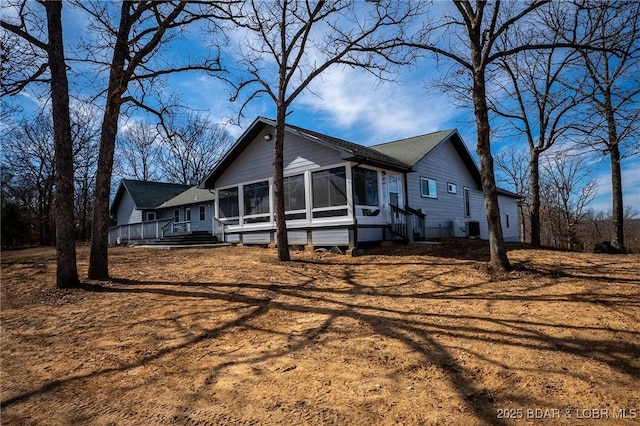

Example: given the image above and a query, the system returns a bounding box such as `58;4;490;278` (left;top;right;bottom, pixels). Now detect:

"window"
219;187;239;218
388;175;401;207
186;208;191;222
506;214;510;228
244;180;270;217
447;182;457;194
463;187;471;217
353;167;379;206
312;167;347;208
420;178;437;198
199;205;206;221
146;212;156;221
284;174;305;211
174;209;180;222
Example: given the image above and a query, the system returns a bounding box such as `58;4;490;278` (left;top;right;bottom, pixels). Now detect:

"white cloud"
296;65;458;145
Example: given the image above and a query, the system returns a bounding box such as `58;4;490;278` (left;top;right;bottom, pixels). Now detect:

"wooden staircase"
138;231;222;247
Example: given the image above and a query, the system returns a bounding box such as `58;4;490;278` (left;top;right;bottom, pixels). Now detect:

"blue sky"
3;1;638;216
168;55;639;216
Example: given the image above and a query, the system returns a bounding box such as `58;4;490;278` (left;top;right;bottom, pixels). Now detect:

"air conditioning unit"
452;219;465;238
465;221;480;238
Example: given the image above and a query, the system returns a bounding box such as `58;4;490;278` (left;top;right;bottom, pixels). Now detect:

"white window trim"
420;177;438;199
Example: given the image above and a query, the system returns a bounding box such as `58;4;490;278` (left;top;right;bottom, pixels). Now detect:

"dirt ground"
1;240;639;425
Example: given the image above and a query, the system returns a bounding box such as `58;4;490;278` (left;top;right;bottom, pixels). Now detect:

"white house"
199;117;521;249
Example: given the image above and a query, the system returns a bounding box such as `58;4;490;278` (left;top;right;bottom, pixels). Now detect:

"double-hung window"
420;178;437;199
199;205;206;221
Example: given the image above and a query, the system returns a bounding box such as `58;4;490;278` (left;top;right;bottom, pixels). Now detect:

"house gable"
212;123;346;188
110;179;192;225
200;117;410;189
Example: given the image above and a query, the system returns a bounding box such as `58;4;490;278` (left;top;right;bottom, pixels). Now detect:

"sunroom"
213;162;424;248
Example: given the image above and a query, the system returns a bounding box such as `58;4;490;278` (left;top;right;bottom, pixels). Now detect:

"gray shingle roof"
158;187;215;208
370;130;456;167
111;180;192;214
201;117;411;188
284;121;411;171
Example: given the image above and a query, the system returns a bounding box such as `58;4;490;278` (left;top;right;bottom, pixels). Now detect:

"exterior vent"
465;221;480;238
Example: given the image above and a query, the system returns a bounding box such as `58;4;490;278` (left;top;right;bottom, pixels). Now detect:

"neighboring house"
109;179;215;245
199;117;520;250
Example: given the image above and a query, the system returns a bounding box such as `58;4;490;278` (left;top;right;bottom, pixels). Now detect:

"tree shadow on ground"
3;260;639;425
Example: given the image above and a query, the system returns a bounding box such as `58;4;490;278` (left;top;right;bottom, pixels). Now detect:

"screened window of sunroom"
353;167;379;206
312;167;347;208
219;187;239;218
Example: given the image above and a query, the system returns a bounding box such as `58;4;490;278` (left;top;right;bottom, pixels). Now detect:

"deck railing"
389;204;410;242
109;219;173;245
389;205;426;243
212;217;226;242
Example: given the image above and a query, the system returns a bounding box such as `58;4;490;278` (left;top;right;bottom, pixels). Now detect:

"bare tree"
407;1;615;270
116;120;163;182
490;23;585;247
159;111;233;184
409;1;563;271
1;0;79;287
564;1;640;253
540;153;597;250
77;1;225;279
219;0;422;261
71;105;100;241
1;112;56;245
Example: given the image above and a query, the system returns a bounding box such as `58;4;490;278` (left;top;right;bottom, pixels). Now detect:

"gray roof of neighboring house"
110;179;192;215
157;186;215;209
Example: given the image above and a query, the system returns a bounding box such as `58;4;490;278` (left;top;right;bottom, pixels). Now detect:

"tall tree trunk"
44;1;80;288
273;105;290;261
89;1;132;279
609;142;625;253
472;70;511;271
529;151;541;247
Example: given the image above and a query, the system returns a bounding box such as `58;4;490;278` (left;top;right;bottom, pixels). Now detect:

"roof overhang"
200;117;411;188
